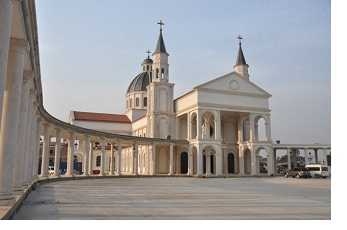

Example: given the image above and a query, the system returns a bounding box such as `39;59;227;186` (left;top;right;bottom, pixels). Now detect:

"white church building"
69;22;274;177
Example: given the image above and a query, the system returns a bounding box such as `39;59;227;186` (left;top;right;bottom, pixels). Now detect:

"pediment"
195;72;271;97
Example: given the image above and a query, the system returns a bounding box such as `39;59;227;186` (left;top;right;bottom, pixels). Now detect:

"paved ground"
13;177;330;220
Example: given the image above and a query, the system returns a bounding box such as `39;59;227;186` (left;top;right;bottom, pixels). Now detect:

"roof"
153;29;168;55
235;43;247;66
127;72;150;93
142;58;153;64
73;111;131;124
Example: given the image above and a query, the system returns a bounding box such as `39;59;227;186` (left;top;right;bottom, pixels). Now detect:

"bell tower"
152;20;169;82
146;20;175;139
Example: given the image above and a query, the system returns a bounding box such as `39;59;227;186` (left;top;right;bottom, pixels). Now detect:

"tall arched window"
135;97;139;107
156;68;159;78
143;97;147;107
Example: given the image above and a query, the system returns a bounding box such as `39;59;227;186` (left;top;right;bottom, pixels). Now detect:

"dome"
127;72;150;93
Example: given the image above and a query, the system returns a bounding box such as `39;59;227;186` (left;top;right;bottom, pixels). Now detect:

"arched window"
129;98;132;108
161;68;165;79
146;65;149;71
135;97;139;107
156;68;159;78
143;97;147;107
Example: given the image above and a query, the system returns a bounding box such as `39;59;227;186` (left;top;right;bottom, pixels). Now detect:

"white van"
305;164;329;178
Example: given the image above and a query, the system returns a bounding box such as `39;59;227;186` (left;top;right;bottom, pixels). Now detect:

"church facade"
69;24;274;177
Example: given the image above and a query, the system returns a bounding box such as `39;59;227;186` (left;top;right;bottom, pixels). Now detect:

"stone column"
0;0;14;123
169;144;174;175
32;117;41;179
267;147;274;176
287;148;292;170
238;118;244;143
133;143;138;175
100;141;106;176
196;110;202;140
214;110;222;140
304;148;309;165
40;124;50;177
250;148;257;176
239;146;245;176
152;143;158;175
187;112;191;140
188;145;193;175
249;114;255;142
0;38;27;202
265;116;272;142
215;148;223;176
87;141;93;176
314;148;318;164
196;144;203;176
109;143;114;175
66;134;74;177
83;136;90;176
53;128;61;177
116;144;122;175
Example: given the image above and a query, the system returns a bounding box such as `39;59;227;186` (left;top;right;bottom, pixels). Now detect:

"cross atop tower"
157;20;165;31
146;50;151;59
237;35;243;45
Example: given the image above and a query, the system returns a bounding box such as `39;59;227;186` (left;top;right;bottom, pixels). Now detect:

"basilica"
69;22;274;176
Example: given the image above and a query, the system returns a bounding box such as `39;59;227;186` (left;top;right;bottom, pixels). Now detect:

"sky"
35;0;331;144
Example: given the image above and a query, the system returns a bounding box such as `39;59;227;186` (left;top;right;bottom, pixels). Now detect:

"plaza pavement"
13;177;330;220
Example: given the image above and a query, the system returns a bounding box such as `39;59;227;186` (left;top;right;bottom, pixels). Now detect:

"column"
169;144;174;175
187;112;191;140
196;110;201;140
109;143;114;175
0;0;13;122
239;147;245;176
267;147;274;176
53;128;61;177
214;111;222;140
151;143;156;175
188;145;193;176
273;148;277;175
83;136;90;176
32;117;41;179
116;144;122;175
265;116;272;142
133;143;138;175
249;114;255;142
215;148;223;176
66;134;74;177
196;144;203;176
40;124;50;177
250;148;257;176
87;140;93;175
0;38;27;202
287;148;292;170
206;153;211;176
100;141;106;176
238;118;244;143
314;148;318;164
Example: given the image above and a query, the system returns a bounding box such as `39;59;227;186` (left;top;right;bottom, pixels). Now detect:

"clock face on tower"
228;80;240;90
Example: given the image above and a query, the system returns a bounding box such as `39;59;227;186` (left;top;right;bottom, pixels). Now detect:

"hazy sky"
36;0;331;144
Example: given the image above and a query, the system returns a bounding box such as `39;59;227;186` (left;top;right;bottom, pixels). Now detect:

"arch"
255;115;267;141
180;152;188;174
202;145;216;176
244;148;251;175
191;112;197;139
201;112;215;140
256;147;268;174
227;152;235;174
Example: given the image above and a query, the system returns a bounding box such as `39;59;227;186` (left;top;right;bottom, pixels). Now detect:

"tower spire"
235;35;247;66
233;35;249;79
153;20;168;55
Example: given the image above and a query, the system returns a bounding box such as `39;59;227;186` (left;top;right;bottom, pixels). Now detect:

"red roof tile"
73;111;131;124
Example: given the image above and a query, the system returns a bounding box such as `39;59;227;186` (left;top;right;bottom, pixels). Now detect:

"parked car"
305;164;329;178
285;168;311;178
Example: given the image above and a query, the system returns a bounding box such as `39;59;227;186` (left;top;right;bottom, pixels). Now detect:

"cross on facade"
157;20;165;31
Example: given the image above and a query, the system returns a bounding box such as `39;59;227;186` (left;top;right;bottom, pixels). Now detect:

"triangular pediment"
195;72;271;97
